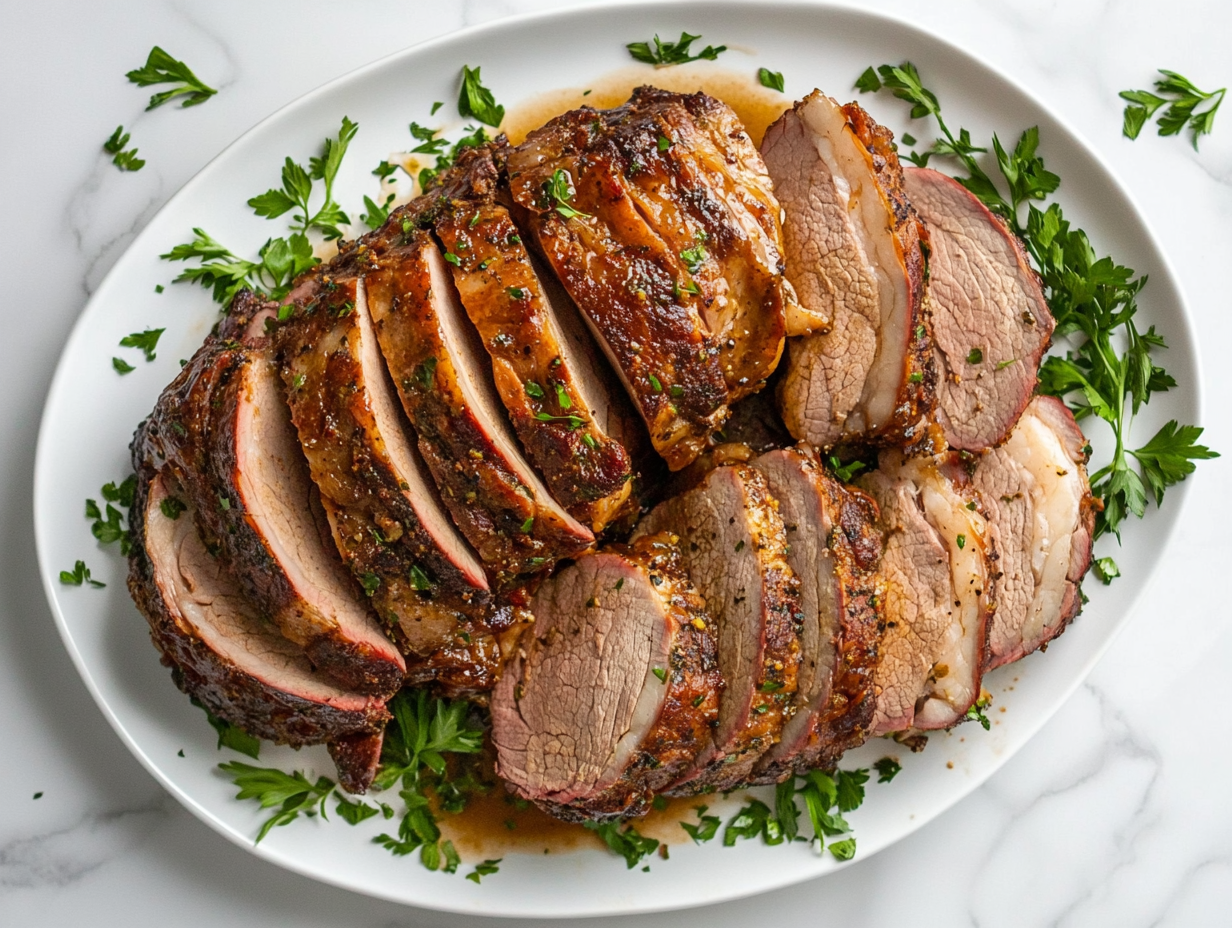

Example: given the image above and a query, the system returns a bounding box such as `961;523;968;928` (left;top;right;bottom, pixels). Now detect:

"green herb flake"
160;496;186;520
758;67;785;92
680;804;721;843
652;667;667;683
457;65;505;128
555;383;573;409
520;516;535;534
524;380;544;399
103;125;145;172
874;757;902;783
112;357;135;375
60;560;104;588
120;328;165;362
507;286;526;300
967;347;983;364
648;374;663;393
126;46;217;109
467;858;502;883
1093;556;1121;584
546;167;591;220
956;534;966;549
583;821;659;868
657;134;672;152
626;32;727;67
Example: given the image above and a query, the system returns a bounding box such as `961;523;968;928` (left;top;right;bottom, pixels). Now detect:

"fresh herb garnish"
723;798;784;846
159;495;186;520
126;46;217;110
626;32;726;67
103;126;145;172
60;560;104;588
554;383;572;409
964;693;992;730
583;820;660;868
873;757;902;783
247;117;358;240
457;65;505;128
534;412;585;429
1092;556;1121;584
967;347;983;365
336;796;380;825
85;475;136;555
1121;70;1225;149
361;192;397;230
758;67;785;92
546;168;590;220
466;858;502;883
112;357;135;374
679;243;707;273
408;564;433;592
161;227;318;308
219;762;336;844
859;61;1217;548
828;455;866;482
679;804;721;844
193;698;261;759
120;328;165;362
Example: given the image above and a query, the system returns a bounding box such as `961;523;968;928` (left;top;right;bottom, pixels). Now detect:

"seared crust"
126;461;389;746
508;107;731;470
433;197;635;531
363;228;594;582
328;730;385;795
534;534;722;822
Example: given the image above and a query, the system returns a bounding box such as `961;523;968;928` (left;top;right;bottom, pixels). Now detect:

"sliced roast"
858;451;995;733
127;469;389;751
763;93;935;451
433;197;636;534
974;396;1096;668
749;448;883;781
492;533;721;821
508;105;730;471
142;295;405;695
634;463;802;792
903;167;1056;451
274;269;499;683
365;229;594;582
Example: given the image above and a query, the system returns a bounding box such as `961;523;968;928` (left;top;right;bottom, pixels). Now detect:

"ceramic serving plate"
33;0;1200;917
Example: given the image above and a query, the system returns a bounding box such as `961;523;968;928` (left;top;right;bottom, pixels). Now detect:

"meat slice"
141;297;405;695
858;451;994;733
599;87;801;401
364;229;594;582
274;269;499;682
492;533;721;822
749;448;883;781
433;198;636;533
633;464;802;792
508;107;730;471
127;469;388;750
974;396;1096;668
903;167;1056;451
762;93;935;451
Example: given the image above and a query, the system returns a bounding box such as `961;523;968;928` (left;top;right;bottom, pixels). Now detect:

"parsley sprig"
126;46;217;110
583;820;660;868
220;761;337;844
1121;70;1225;150
103;126;145;172
627;32;726;67
161;228;318;308
457;66;505;128
858;62;1217;554
60;560;104;588
248;117;358;241
85;475;137;556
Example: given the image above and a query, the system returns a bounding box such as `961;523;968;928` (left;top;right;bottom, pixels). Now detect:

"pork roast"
749;448;883;781
858;451;995;733
634;464;803;793
763;93;936;451
142;295;405;695
492;533;721;821
508;103;732;471
903;167;1056;451
974;396;1096;668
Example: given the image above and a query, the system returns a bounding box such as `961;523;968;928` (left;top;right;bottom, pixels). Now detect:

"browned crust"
666;464;803;795
508;108;730;470
125;457;389;746
841;102;938;454
363;229;593;583
433;199;635;531
535;533;722;822
328;730;384;795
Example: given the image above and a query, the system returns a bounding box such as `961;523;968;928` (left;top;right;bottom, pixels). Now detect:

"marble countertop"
3;0;1230;924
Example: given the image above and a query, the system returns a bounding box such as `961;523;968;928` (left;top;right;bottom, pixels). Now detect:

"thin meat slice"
127;470;388;751
143;303;404;695
492;533;721;822
434;198;636;533
904;167;1056;451
974;396;1096;668
365;229;594;583
858;451;995;733
601;87;799;401
508;107;730;471
274;270;498;682
763;93;935;451
633;464;802;792
749;448;883;781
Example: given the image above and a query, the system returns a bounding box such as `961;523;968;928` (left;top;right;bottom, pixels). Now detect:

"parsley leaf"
626;32;726;66
161;228;318;307
583;820;660;868
193;698;261;759
466;858;502;883
723;798;784;846
828;455;866;482
758;68;785;93
112;357;135;375
59;560;104;588
335;796;379;825
964;693;992;730
248;117;358;240
545;168;590;220
679;803;721;843
1120;70;1225;149
219;762;335;844
457;65;505;128
361;192;397;230
103;125;145;172
119;328;164;362
873;757;902;783
126;46;217;110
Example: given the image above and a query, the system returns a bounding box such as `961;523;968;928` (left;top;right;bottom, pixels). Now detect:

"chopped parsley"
967;347;983;364
126;46;217;109
626;32;727;66
546;168;591;220
112;357;135;375
758;67;785;92
583;820;659;868
466;859;502;883
119;328;164;362
873;757;902;783
457;65;505;128
59;560;104;588
103;125;144;172
1121;70;1225;149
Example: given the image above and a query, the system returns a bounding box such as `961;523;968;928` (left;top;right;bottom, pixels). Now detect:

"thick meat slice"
274;270;498;681
127;470;388;751
142;307;404;695
858;452;994;733
904;167;1056;451
508;107;730;470
749;448;883;781
492;533;721;822
763;93;935;451
974;396;1096;668
633;464;802;792
600;87;801;400
434;198;635;533
365;229;594;582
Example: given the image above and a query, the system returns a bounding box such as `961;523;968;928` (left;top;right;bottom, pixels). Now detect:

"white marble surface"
3;0;1231;924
